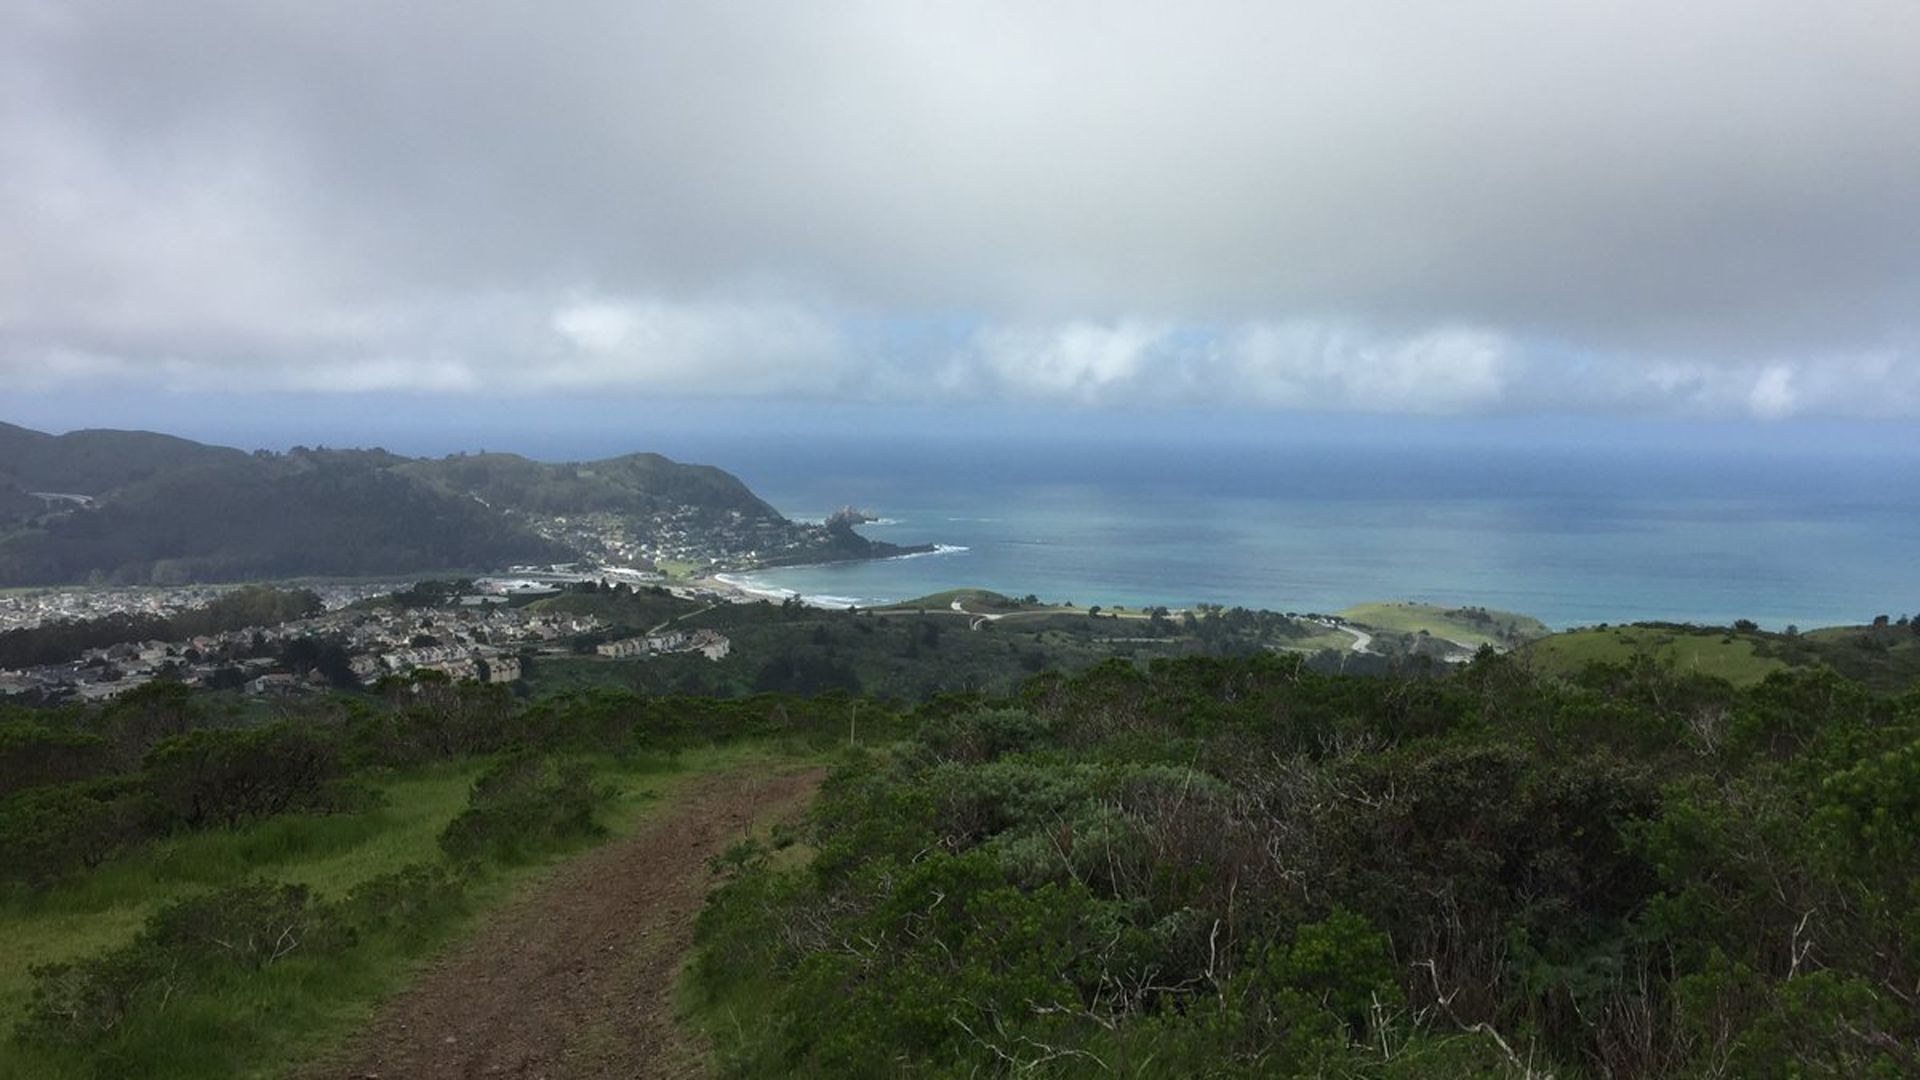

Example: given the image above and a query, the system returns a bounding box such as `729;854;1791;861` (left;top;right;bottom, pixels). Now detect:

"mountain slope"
398;451;784;524
0;421;250;495
0;446;567;585
0;423;904;586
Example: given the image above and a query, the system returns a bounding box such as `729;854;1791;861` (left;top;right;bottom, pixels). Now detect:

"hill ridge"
0;421;900;586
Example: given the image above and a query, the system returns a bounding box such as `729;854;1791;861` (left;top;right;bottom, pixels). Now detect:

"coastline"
689;572;871;610
694;543;970;609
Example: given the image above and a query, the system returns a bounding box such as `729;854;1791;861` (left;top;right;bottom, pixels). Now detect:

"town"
0;578;734;703
0;581;403;634
515;503;899;572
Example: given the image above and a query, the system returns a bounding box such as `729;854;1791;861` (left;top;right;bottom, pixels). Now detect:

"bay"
696;432;1918;631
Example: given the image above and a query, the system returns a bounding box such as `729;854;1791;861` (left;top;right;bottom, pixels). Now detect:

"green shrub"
19;880;349;1046
338;862;467;943
143;721;345;830
0;776;157;886
914;707;1048;764
144;880;350;970
438;751;607;862
0;720;112;799
1674;956;1911;1079
1815;737;1920;864
19;945;174;1045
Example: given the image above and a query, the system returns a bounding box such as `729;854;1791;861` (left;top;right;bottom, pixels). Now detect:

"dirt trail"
316;763;827;1080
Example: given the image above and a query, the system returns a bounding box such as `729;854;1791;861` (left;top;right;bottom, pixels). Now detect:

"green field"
529;586;704;630
1522;620;1920;691
877;588;1044;613
1523;625;1789;685
1337;602;1549;649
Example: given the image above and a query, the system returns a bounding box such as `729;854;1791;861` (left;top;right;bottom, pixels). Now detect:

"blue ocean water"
705;431;1916;630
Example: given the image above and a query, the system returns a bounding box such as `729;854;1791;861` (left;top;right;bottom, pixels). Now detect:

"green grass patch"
1338;602;1549;649
528;588;703;631
522;654;645;695
0;760;484;1022
1525;625;1789;686
880;588;1031;612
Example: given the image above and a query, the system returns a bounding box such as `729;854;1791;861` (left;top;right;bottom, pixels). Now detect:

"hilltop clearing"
1529;618;1920;691
1525;623;1788;685
1335;601;1549;651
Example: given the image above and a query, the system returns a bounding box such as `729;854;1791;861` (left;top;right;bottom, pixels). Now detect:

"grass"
674;794;828;1078
528;588;704;630
523;653;646;694
1338;602;1550;649
1523;625;1789;686
0;739;824;1079
657;559;707;581
1274;627;1365;653
880;588;1030;612
1763;623;1920;693
0;761;482;1022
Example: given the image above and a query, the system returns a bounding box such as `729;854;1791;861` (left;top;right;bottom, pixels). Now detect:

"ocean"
688;429;1917;631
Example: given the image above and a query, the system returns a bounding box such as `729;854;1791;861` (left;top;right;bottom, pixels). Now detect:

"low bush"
0;719;113;799
691;653;1920;1078
0;775;158;886
19;880;348;1046
143;721;345;830
339;862;468;943
144;880;350;970
438;751;608;862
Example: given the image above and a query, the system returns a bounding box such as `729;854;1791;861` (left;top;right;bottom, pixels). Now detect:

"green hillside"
1526;619;1920;692
1525;624;1787;685
0;421;250;496
398;451;784;524
0;424;828;586
5;617;1919;1076
689;652;1920;1077
0;481;41;527
0;449;564;586
1337;602;1550;649
879;589;1040;613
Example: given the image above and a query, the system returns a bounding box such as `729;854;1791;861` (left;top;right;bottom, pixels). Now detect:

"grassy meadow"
1335;602;1550;650
1523;624;1789;685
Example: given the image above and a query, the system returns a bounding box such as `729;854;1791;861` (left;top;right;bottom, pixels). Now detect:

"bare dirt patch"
314;763;827;1080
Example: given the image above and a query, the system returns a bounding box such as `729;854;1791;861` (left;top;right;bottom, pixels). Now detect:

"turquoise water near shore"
708;434;1919;630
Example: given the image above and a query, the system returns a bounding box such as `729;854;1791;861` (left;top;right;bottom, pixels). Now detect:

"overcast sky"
4;0;1918;432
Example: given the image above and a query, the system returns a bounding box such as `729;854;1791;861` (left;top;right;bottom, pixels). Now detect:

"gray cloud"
2;0;1917;416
